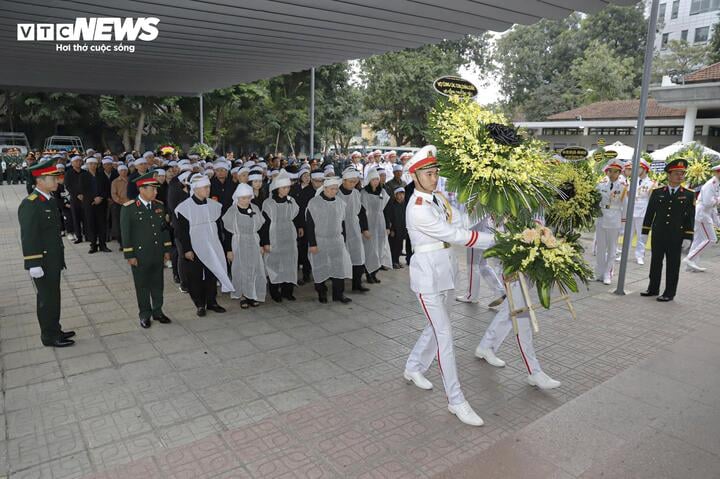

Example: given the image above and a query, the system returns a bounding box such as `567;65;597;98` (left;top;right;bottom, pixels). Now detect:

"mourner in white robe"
222;183;267;306
361;168;392;283
261;170;300;302
174;174;233;315
306;177;353;303
339;167;370;292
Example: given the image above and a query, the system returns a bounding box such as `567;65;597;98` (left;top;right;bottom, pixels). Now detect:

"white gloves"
29;267;44;279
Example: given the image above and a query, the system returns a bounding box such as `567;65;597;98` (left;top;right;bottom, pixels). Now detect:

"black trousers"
175;239;188;288
268;282;294;300
298;237;312;280
111;203;122;245
352;265;365;289
315;278;345;300
183;258;218;308
33;267;63;345
389;234;405;265
70;197;85;239
405;237;412;264
84;201;108;248
648;235;682;298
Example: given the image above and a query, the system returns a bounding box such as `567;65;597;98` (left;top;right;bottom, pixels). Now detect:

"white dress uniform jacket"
687;176;720;262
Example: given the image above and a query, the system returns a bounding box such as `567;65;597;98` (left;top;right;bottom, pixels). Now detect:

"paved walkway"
0;184;717;478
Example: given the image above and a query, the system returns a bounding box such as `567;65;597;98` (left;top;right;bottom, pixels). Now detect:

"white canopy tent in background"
650;141;720;162
589;141;635;161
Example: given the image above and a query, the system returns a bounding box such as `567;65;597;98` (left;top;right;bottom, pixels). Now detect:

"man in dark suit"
640;158;695;302
80;157;112;253
64;155;87;243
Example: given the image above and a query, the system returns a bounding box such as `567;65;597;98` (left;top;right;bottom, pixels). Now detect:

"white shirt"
35;188;52;201
631;175;656;218
405;189;493;294
695;177;720;224
596;176;628;229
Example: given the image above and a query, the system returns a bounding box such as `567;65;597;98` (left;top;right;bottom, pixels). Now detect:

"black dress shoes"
173;275;181;284
99;246;112;253
657;295;673;302
284;295;297;301
333;296;352;304
207;304;226;313
44;338;75;348
73;238;83;244
640;290;659;297
196;307;206;317
140;317;151;328
153;314;172;324
318;296;328;304
88;247;98;254
61;330;76;339
352;286;370;293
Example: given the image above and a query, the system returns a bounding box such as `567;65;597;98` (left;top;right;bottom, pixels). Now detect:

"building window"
662;33;670;48
671;0;680;18
643;126;695;136
709;127;720;137
695;26;710;42
681;29;688;41
588;127;636;136
690;0;720;15
541;128;581;136
659;3;667;21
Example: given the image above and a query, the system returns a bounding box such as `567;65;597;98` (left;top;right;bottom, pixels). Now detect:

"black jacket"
80;170;111;205
210;177;235;213
642;185;695;242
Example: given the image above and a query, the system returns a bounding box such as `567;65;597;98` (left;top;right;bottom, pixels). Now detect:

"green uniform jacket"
120;199;172;262
642;185;695;241
18;189;65;271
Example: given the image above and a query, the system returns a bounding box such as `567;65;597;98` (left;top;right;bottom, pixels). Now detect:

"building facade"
653;0;719;51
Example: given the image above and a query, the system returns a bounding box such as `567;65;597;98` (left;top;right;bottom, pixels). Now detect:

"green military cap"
28;157;62;178
664;158;688;173
133;171;160;188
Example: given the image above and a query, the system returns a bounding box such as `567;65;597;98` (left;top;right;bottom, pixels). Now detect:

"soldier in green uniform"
640;158;695;302
120;172;173;328
18;158;75;347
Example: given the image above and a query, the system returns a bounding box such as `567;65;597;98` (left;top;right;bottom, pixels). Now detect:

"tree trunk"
275;129;281;154
122;128;131;151
286;132;296;156
134;110;146;152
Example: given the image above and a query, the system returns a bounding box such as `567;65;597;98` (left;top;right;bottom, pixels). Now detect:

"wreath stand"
504;272;577;334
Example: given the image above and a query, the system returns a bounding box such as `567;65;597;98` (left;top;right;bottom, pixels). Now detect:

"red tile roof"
546;99;685;121
684;62;720;84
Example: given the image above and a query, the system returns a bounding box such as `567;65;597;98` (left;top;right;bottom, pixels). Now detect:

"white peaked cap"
232;183;254;200
404;144;438;174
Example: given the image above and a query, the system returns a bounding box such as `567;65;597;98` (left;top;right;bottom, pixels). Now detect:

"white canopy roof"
650;141;720;162
589;141;635;161
1;0;636;96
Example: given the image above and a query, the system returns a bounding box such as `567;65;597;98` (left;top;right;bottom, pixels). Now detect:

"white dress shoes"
474;346;506;367
448;401;484;426
403;370;433;390
528;371;561;390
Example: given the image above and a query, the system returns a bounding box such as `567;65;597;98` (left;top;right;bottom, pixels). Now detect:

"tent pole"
615;0;660;295
199;94;204;144
310;67;315;161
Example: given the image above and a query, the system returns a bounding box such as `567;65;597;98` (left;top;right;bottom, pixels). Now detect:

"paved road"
0;185;716;478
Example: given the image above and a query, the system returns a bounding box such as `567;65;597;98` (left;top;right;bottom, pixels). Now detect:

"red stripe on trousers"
516;334;532;374
418;293;447;397
467;249;474;300
688;222;711;260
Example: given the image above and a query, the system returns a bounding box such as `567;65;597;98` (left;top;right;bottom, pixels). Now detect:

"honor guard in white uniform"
684;164;720;272
403;145;494;427
595;159;628;285
474;214;561;390
624;159;656;264
456;214;505;307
